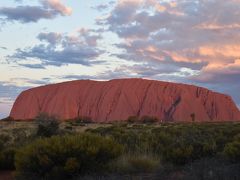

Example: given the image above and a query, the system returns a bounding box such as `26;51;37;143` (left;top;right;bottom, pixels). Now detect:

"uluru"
10;78;240;122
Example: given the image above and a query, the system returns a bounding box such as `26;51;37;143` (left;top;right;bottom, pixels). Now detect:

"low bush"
0;148;16;170
15;133;123;179
35;113;60;137
127;116;159;124
164;144;194;165
140;116;158;124
75;116;93;124
223;134;240;162
112;154;160;174
0;120;239;178
0;134;10;149
127;116;139;123
90;123;239;165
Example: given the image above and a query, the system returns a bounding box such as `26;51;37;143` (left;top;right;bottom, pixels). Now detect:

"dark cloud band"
0;0;72;23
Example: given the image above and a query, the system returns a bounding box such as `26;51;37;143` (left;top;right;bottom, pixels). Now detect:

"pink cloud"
45;0;72;16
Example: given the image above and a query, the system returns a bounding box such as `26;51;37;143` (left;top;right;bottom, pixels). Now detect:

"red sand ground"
0;171;14;180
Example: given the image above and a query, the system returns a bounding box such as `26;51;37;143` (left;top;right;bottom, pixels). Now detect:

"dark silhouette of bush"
64;157;80;174
183;157;240;180
0;134;15;170
75;116;92;124
35;113;60;137
140;116;158;123
1;116;14;121
223;135;240;162
0;148;16;170
127;116;139;123
0;134;10;149
15;133;123;179
127;116;159;124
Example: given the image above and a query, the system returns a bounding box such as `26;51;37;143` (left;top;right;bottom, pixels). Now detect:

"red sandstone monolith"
10;79;240;122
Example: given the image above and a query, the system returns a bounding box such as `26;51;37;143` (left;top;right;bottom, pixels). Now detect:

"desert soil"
0;171;14;180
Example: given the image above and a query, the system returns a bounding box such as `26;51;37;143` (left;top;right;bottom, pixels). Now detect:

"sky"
0;0;240;119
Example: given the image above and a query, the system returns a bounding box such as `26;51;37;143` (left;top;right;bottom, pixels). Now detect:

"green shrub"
112;154;160;173
164;145;194;165
15;133;123;179
0;148;16;170
89;124;224;165
64;157;80;174
35;113;60;137
126;154;160;173
0;134;10;149
223;135;240;162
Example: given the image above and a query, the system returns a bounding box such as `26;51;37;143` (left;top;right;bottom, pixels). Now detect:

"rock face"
10;78;240;122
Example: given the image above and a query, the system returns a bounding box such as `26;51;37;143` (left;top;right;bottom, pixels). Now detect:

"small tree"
35;113;60;137
190;113;196;122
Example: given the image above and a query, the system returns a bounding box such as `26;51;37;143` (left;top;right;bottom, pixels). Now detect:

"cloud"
101;0;240;68
191;59;240;84
62;70;134;81
9;77;51;85
92;4;109;11
0;47;7;50
0;103;11;119
92;1;115;11
18;63;46;69
37;32;62;44
0;82;30;101
9;29;104;67
43;0;72;16
61;60;190;83
0;0;72;23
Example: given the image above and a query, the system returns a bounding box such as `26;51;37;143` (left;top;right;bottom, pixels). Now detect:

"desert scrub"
35;113;60;137
15;133;123;179
0;147;16;170
88;123;239;165
223;134;240;162
111;154;161;174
